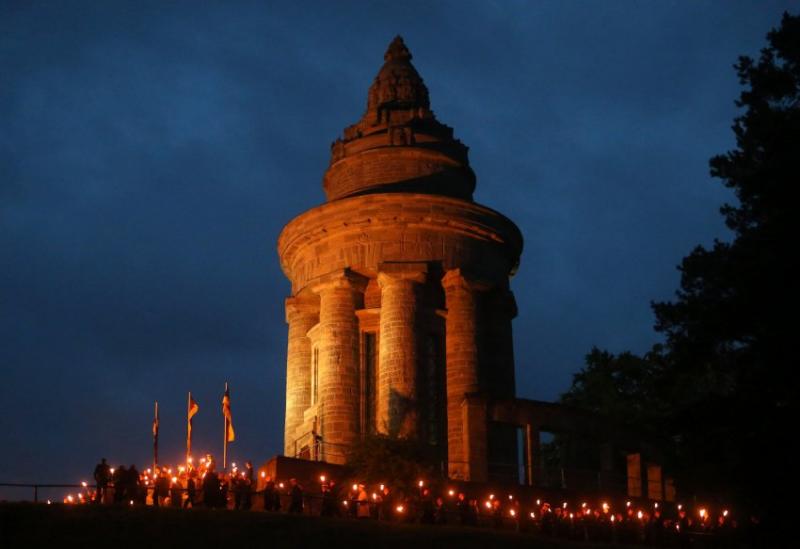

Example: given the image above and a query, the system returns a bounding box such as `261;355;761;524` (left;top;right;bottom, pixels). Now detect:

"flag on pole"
222;385;235;443
153;401;159;438
187;392;199;458
188;393;199;424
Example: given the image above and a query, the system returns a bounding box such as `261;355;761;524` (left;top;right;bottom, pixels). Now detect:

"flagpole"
153;400;159;472
186;391;191;467
223;382;228;470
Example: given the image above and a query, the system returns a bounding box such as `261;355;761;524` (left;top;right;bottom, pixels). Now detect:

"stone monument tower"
278;36;523;482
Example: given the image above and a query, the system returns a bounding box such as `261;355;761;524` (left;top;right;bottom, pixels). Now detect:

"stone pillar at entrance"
312;270;367;464
377;262;427;437
525;424;541;487
443;268;481;479
462;394;488;482
283;296;319;456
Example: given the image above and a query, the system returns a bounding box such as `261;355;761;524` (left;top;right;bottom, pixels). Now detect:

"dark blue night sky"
0;1;792;495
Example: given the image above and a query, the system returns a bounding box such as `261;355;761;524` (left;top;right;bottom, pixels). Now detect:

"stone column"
626;453;643;498
647;463;664;501
442;268;482;480
462;394;488;482
283;296;319;456
484;289;519;482
313;270;367;464
525;424;540;487
377;262;427;438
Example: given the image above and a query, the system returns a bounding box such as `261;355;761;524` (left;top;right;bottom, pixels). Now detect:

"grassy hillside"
0;503;630;549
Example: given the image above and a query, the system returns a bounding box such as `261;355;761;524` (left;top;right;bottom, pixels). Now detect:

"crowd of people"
90;456;260;510
78;456;755;547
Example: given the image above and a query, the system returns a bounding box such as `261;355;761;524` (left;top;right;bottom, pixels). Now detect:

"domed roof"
323;36;476;202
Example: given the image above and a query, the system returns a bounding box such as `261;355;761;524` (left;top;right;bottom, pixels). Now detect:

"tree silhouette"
562;12;798;522
652;12;797;512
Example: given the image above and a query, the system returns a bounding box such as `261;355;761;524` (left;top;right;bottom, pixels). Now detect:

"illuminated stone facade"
278;37;522;481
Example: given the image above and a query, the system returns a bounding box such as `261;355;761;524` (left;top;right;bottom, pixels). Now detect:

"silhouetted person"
93;458;111;504
677;509;690;548
232;474;243;510
288;478;303;513
420;488;435;524
202;467;220;508
113;465;127;504
646;510;664;546
184;471;197;508
170;479;182;507
320;479;338;517
456;493;469;525
466;498;479;527
219;473;229;509
262;476;277;511
126;465;140;505
242;462;254;510
154;472;170;507
434;497;447;524
356;484;370;519
370;489;382;519
491;499;504;529
379;487;392;521
541;504;555;536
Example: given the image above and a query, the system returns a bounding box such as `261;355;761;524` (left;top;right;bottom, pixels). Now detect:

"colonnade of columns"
283;266;516;472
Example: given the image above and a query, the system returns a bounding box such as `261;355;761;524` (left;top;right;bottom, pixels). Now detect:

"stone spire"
365;36;430;115
384;35;412;61
323;36;476;202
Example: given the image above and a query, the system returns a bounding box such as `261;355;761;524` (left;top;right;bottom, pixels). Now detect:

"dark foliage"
561;12;798;519
561;347;669;431
346;435;436;497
